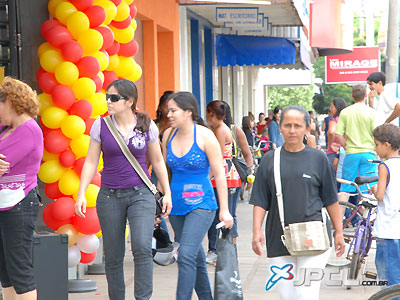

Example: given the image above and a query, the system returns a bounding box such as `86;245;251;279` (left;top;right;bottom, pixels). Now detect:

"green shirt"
335;102;377;154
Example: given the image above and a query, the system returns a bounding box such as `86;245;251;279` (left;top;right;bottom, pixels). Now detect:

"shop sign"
216;7;258;24
325;46;380;84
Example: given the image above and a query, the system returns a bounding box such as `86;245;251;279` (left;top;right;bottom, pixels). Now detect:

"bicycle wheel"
326;201;362;268
349;225;372;280
368;284;400;300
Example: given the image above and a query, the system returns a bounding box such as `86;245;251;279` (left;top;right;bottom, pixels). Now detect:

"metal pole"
385;0;399;84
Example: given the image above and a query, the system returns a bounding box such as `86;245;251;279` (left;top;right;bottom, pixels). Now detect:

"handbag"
104;116;164;216
214;229;243;300
231;125;252;182
274;147;329;256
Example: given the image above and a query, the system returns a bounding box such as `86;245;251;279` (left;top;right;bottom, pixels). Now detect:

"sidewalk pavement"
69;199;381;300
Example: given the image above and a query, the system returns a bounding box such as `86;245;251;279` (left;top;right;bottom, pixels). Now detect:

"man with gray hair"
335;84;378;203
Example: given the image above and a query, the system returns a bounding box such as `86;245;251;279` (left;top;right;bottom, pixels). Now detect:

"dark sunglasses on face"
106;94;128;102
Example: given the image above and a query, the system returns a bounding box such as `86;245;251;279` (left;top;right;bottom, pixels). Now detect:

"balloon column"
38;0;141;267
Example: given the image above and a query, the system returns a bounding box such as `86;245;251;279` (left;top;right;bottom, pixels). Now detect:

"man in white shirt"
367;71;400;126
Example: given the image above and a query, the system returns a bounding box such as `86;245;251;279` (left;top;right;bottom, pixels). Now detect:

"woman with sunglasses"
75;79;172;300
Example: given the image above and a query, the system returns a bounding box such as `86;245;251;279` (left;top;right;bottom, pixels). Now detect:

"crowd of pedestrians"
1;70;400;300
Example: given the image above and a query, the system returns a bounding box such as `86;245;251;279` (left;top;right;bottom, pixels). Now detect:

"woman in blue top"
269;106;284;149
162;92;233;300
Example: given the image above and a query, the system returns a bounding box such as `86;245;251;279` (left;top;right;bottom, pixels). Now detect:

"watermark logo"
265;264;294;291
265;265;388;291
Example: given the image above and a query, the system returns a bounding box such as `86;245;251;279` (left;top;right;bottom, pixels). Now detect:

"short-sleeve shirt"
335;103;377;154
375;90;400;126
268;121;284;147
250;146;337;257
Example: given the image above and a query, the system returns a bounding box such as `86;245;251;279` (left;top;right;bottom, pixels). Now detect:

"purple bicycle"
335;176;378;280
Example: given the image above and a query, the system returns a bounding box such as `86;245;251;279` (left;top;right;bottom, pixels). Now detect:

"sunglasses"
106;94;128;102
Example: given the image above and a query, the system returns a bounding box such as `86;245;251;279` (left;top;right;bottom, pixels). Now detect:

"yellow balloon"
91;51;109;71
41;106;68;129
67;11;90;39
40;49;64;73
72;77;96;100
48;0;65;17
38;42;56;58
114;2;130;22
55;62;79;86
71;134;90;158
106;54;119;72
94;0;117;25
61;115;86;139
59;169;80;196
38;93;54;116
115;56;134;78
42;150;60;162
55;1;77;25
124;0;134;5
111;25;134;44
130;18;137;31
57;224;80;246
38;160;66;183
78;29;104;54
86;184;100;208
97;153;104;172
95;230;103;238
89;93;107;117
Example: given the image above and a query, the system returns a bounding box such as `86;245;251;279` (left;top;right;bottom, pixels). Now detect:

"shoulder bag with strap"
231;125;251;183
274;146;329;256
104;116;164;216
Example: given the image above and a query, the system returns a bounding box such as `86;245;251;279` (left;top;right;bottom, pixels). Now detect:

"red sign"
325;46;380;84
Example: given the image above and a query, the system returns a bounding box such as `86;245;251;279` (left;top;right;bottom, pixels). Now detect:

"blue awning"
216;35;297;67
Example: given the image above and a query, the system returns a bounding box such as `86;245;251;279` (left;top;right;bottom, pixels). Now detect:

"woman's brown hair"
107;79;150;133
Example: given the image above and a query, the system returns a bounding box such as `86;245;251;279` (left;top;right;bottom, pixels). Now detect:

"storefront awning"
216;34;296;67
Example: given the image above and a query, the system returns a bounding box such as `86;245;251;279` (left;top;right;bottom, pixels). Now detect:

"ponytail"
135;111;151;133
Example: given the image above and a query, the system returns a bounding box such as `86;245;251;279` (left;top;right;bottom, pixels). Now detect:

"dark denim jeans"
0;187;39;294
96;185;155;300
375;238;400;297
207;187;240;252
169;209;216;300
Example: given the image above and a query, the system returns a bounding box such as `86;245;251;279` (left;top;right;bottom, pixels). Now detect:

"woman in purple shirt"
0;77;43;300
75;79;172;300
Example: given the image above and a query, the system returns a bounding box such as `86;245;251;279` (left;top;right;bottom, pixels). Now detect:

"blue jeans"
208;187;240;252
0;187;39;294
169;209;215;300
375;239;400;295
96;186;155;300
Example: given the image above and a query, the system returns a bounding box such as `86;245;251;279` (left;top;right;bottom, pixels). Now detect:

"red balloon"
94;26;114;50
41;124;52;138
118;39;138;57
109;0;122;5
43;202;73;231
53;197;76;221
44;129;71;154
91;172;101;187
45;182;67;199
70;100;93;121
36;68;46;83
73;157;86;176
80;251;97;264
70;0;93;11
59;150;76;168
61;40;83;63
52;85;76;110
91;75;103;92
84;6;106;28
103;71;118;90
47;25;73;48
84;118;96;135
77;56;101;78
110;16;131;29
41;19;62;40
73;207;101;235
38;72;58;94
129;3;137;18
105;40;120;56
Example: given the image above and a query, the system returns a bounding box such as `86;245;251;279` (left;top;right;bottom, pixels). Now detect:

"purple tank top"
100;118;150;189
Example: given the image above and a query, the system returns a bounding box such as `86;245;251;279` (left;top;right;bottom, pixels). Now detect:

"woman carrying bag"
250;106;345;300
75;79;171;300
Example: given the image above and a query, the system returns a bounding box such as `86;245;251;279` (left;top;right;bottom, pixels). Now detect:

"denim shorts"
0;187;39;294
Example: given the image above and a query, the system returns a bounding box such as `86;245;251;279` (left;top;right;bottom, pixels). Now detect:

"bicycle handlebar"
337;178;377;204
367;159;382;164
